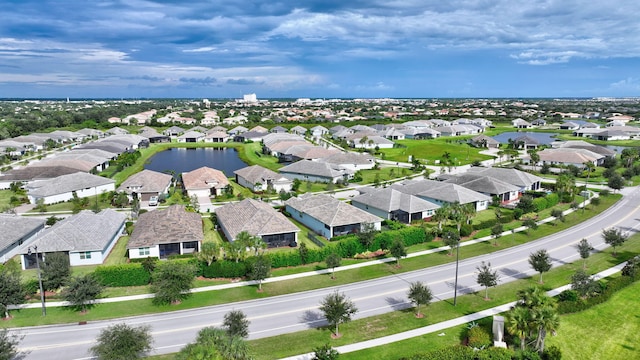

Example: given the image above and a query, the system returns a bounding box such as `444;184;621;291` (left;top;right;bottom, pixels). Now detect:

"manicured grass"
546;281;640;360
236;141;282;172
378;139;494;164
103;235;129;265
354;166;417;184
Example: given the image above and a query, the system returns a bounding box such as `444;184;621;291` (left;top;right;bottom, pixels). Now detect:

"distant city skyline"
1;1;639;99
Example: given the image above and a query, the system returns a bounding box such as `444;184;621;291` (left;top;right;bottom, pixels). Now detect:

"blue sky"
1;0;639;99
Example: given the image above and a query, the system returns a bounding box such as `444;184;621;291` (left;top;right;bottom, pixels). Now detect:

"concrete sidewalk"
278;263;626;360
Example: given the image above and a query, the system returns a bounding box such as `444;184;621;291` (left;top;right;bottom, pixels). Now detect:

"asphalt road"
13;186;640;360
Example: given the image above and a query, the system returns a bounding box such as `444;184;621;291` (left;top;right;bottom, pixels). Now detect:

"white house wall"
281;172;338;184
129;245;161;260
29;183;115;204
69;250;105;266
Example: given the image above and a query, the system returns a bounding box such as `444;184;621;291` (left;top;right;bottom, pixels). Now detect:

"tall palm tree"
506;306;531;351
532;305;560;353
432;205;450;232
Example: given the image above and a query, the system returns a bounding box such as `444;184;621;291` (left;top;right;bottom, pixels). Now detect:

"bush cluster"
401;345;514;360
93;263;151;287
557;275;636;314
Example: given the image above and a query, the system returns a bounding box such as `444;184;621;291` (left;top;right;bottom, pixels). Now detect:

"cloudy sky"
1;0;639;99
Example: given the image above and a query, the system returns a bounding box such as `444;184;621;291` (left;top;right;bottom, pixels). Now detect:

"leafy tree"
61;274;103;313
406;281;433;318
197;242;220;266
516;196;536;214
577;239;594;269
225;238;247;263
319;291;358;338
550;209;564;223
90;323;153;360
522;218;538;235
357;223;377;249
607;174;625;192
621;256;640;278
449;202;476;235
528;249;552;284
41;252;71;292
0;271;23;319
325;252;341;280
312;343;340;360
298;242;309;264
389;238;407;266
571;270;599;298
248;255;271;291
490;223;503;246
442;230;460;256
476;261;499;300
223;310;250;339
140;257;157;275
151;261;196;305
0;328;22;360
602;227;627;256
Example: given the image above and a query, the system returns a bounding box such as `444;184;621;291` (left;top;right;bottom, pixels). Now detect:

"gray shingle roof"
466;167;543;187
28;172;115;197
444;174;520;195
117;169;173;194
234;165;281;185
18;210;125;253
279;160;354;179
351;188;439;213
216;198;299;240
0;215;45;251
0;166;82;182
285;194;382;227
318;152;375;166
128;205;203;248
390;179;491;204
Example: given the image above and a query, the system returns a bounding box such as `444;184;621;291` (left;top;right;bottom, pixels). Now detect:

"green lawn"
104;235;130;265
546;281;640;360
378;138;494;164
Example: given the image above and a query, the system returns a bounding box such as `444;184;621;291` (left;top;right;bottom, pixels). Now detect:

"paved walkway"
278;263;627;360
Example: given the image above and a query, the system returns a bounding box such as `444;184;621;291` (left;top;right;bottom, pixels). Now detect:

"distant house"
351;188;439;223
228;126;248;136
317;152;376;171
349;135;394;149
163;126;186;137
443;173;521;203
234;130;268;143
290;125;308;135
0;166;82;190
285;194;382;239
512;135;541;149
310;125;329;137
466;167;543;192
270;126;288;133
512;118;532;129
26;172;115;205
177;131;205;143
216;198;300;247
128;205;202;259
536;148;604;167
234;165;293;192
116;169;173;201
204;131;230;143
559;121;580;130
0;215;45;263
469;134;500;149
279;160;354;183
20;210;126;268
182;167;230;197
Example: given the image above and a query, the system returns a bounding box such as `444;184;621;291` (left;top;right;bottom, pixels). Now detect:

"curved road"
14;187;640;360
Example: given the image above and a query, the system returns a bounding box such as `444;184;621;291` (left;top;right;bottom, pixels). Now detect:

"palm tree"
532;305;560;353
432;205;450;232
506;306;531;351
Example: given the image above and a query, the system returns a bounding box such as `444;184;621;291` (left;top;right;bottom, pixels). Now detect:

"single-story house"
470;135;500;149
443;174;521;204
216;198;300;247
128;205;202;259
177;131;205;143
26;172;115;205
0;215;45;263
512;118;532;128
234;165;293;193
20;209;126;269
279;160;354;183
536;148;604;167
512;135;541;149
270;126;288;133
389;179;491;211
317;152;377;171
204;131;230;143
310;125;329;137
0;166;82;190
351;188;439;223
228;126;248;136
182;166;230;197
117;169;173;201
559;121;580;130
290;125;308;135
349;135;394;149
285;194;382;239
234;131;268;142
163;126;186;137
465;167;543;192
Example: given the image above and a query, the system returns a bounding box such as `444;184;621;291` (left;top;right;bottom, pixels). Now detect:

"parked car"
148;196;158;206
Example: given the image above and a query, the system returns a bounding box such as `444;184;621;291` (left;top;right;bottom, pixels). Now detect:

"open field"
378;138;494;164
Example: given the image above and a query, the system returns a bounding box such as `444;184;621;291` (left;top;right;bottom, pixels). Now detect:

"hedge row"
93;263;150;287
557;275;637;314
401;345;514;360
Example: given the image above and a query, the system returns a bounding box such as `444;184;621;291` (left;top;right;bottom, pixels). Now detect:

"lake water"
144;147;248;177
492;132;561;145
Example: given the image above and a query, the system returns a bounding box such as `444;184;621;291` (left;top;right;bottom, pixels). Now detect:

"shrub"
202;261;248;279
401;345;475;360
382;219;406;230
22;279;40;295
557;289;578;302
459;224;473;237
542;345;562;360
513;208;523;220
544;193;559;207
513;349;542;360
94;263;151;287
532;197;549;212
476;347;514;360
473;219;497;231
466;325;492;349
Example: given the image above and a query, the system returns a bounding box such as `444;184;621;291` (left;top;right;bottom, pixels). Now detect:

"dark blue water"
492;132;561;145
144;147;248;177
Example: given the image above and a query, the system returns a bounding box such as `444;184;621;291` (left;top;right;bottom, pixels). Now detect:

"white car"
148;196;159;206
